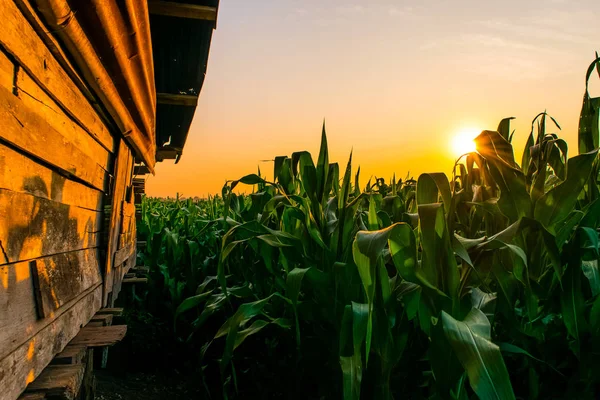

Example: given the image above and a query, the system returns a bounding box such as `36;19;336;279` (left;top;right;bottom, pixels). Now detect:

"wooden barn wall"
0;1;139;399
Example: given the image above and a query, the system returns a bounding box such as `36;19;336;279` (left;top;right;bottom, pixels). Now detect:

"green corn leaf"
233;318;292;350
352;223;414;363
416;173;452;213
534;150;598;231
230;173;268;191
591;295;600;338
368;195;379;230
174;290;214;327
578;56;600;154
418;203;460;304
476;130;531;222
442;309;516;400
582;260;600;297
316;122;330;201
560;255;589;356
387;223;418;284
497;117;515;142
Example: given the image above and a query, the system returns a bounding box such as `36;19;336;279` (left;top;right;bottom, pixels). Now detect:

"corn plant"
136;56;600;399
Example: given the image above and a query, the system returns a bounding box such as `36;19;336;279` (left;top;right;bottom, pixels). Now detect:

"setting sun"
451;129;479;157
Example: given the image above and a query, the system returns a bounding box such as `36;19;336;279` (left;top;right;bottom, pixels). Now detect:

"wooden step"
89;314;113;327
18;393;46;400
70;325;127;348
123;272;136;279
122;277;148;284
51;345;87;365
137;240;147;248
132;266;150;274
23;364;85;400
96;308;123;316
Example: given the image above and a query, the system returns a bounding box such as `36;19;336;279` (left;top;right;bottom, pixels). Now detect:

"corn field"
135;57;600;399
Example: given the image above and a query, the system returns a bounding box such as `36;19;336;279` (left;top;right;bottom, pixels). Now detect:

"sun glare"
451;129;479;157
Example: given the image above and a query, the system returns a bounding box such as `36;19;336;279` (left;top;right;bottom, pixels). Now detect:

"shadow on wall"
0;171;102;390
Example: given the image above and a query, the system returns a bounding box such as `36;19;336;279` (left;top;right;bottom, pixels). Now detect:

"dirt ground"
95;370;204;400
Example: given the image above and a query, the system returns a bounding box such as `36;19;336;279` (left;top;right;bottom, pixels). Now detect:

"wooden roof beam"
148;1;217;22
156;146;181;161
156;92;198;106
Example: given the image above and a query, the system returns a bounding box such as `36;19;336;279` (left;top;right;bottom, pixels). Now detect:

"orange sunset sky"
146;0;600;198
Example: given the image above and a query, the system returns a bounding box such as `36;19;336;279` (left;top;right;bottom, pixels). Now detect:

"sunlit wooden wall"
0;2;137;399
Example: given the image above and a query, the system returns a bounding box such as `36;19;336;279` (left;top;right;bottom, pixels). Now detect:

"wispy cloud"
335;5;365;15
388;6;413;17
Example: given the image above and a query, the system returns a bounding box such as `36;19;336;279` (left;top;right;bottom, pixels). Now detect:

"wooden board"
79;349;95;400
114;244;135;269
89;314;113;327
149;1;217;21
29;249;103;318
0;84;108;191
15;69;112;173
0;47;14;91
12;0;107;129
122;278;147;284
23;364;85;400
0;144;104;212
156;92;198;106
69;325;127;348
0;1;113;152
103;140;133;306
96;308;123;317
0;189;102;265
132;266;150;274
0;267;101;359
0;284;101;400
18;393;45;400
118;231;135;250
50;346;87;365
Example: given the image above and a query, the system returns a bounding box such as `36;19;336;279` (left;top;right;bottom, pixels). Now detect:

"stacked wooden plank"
18;309;126;400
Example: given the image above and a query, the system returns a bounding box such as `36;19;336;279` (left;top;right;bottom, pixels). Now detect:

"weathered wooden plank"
0;144;104;211
79;349;95;400
114;244;135;269
0;284;101;400
133;165;150;175
13;0;111;141
103;140;132;306
118;231;134;250
18;392;46;400
156;146;180;161
122;278;147;284
16;69;112;172
0;1;113;152
0;250;101;360
132;266;150;274
156;92;198;106
89;314;113;327
69;326;127;348
149;1;217;21
96;308;123;317
121;201;135;219
0;85;108;191
110;265;124;303
30;249;103;318
0;189;102;265
24;364;85;400
119;218;135;247
51;346;87;365
0;48;14;91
